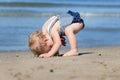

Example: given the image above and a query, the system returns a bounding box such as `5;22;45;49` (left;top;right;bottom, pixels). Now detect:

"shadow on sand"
78;52;93;56
57;52;93;57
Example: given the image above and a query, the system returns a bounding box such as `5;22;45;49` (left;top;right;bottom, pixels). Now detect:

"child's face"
44;38;53;53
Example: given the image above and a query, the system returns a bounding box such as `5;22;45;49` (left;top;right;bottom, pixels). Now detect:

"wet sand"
0;46;120;80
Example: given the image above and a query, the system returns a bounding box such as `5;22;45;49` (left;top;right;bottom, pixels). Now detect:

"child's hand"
39;53;52;58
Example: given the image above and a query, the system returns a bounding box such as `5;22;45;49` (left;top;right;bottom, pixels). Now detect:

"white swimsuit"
47;11;84;36
46;10;84;46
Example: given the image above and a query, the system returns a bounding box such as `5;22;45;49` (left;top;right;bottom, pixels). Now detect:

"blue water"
0;0;120;51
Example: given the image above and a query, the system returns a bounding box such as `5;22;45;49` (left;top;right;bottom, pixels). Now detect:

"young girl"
29;10;84;58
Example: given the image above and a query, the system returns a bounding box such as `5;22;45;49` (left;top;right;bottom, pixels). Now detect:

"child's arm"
48;28;62;55
40;29;62;58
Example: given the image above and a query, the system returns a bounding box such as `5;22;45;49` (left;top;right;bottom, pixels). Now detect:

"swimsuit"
47;10;84;36
47;10;85;46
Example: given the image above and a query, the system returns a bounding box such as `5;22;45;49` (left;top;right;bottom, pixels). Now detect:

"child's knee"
65;27;73;35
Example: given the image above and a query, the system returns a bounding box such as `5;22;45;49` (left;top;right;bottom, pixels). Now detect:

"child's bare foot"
63;49;78;56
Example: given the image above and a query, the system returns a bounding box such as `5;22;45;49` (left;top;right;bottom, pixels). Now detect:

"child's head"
28;31;47;57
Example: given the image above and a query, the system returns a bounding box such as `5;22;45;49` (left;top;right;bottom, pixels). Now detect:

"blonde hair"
28;30;47;57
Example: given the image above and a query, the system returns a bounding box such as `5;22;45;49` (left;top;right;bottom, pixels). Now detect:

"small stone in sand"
16;54;19;57
50;69;54;73
98;54;101;56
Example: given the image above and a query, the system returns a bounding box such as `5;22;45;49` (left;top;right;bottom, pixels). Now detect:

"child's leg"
63;22;84;56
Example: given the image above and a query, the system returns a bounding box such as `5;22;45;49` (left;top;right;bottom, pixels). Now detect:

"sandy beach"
0;46;120;80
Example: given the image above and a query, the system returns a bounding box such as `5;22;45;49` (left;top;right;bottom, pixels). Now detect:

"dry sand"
0;46;120;80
